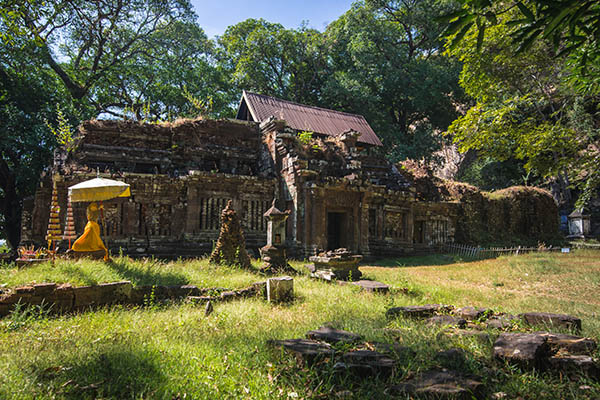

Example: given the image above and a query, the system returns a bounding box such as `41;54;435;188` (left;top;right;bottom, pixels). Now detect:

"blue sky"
190;0;355;37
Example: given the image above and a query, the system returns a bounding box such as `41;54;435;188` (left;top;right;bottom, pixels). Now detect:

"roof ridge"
244;91;368;121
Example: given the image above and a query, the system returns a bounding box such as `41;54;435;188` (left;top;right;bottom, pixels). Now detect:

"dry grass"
0;250;599;399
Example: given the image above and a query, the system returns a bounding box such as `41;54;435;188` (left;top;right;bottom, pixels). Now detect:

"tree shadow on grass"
31;345;167;399
365;254;480;268
107;258;189;286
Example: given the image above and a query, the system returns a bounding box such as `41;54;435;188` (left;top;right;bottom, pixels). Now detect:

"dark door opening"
414;220;425;244
327;212;347;250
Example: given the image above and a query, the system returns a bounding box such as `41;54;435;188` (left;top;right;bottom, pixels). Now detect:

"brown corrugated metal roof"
240;91;383;146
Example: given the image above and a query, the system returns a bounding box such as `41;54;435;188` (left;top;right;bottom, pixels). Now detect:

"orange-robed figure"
72;202;109;261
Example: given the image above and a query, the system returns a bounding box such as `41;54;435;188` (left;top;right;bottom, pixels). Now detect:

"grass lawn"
0;250;599;399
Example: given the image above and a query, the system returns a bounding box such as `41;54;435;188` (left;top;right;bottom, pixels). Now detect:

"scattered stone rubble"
385;303;599;379
269;326;397;378
267;306;597;399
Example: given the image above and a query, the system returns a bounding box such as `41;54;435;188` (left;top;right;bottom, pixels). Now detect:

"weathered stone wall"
0;281;267;318
455;186;559;245
22;116;559;259
23;172;276;257
22;119;278;257
63;118;269;177
260;121;418;258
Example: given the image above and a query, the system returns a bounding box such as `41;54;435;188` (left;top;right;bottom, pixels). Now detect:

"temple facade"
21;92;558;258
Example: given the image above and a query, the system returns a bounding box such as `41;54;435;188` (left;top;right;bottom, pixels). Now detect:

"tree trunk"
0;161;22;250
3;190;22;251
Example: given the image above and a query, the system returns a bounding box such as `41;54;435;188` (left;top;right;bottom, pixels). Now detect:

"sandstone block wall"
0;281;267;317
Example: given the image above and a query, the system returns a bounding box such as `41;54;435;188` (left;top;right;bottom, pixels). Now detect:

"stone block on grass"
267;276;293;303
520;312;582;332
386;304;453;320
493;333;550;368
306;326;362;344
388;370;483;399
268;338;335;366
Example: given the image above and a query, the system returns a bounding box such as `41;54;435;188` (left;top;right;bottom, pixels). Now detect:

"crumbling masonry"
21;94;558;258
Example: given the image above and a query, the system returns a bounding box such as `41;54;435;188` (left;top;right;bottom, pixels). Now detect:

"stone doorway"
414;220;425;244
327;212;348;250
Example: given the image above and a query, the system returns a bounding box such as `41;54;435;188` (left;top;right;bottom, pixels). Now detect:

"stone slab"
268;338;335;366
306;326;362;344
386;304;453;319
427;315;467;329
388;370;483;399
33;283;57;296
336;350;396;378
548;355;599;378
267;276;293;303
537;332;597;355
493;333;550;368
520;312;582;332
342;280;390;293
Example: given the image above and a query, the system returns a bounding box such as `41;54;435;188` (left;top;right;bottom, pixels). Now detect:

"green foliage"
445;12;600;206
441;0;600;93
322;0;466;163
182;85;214;117
217;19;329;106
457;156;532;191
297;131;313;146
44;105;75;151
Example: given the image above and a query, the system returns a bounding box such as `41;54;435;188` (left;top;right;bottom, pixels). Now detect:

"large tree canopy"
217;18;329;106
442;0;600;93
0;39;74;249
0;0;230;248
445;7;600;206
322;0;466;162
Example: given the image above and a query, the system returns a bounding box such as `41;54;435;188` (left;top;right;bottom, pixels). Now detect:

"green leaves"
439;0;600;86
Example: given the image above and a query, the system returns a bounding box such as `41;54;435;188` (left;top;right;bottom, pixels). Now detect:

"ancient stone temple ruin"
21;91;559;258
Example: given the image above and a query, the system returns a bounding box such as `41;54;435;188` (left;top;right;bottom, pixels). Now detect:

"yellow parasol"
68;176;131;261
68;177;131;203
